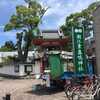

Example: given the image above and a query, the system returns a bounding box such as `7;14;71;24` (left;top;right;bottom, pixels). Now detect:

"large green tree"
4;0;48;62
61;2;97;51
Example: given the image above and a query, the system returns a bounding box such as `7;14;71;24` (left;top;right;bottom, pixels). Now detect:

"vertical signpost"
32;27;39;49
32;27;39;38
72;27;87;75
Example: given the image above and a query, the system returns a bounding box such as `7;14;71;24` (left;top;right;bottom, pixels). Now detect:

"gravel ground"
0;78;67;100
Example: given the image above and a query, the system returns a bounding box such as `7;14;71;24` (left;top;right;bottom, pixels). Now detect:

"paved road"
0;79;67;100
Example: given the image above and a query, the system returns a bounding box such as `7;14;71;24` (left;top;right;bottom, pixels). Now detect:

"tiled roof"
42;30;59;33
41;30;64;39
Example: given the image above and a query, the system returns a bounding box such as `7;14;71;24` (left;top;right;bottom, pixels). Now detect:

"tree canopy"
61;2;97;51
4;0;47;62
0;41;16;51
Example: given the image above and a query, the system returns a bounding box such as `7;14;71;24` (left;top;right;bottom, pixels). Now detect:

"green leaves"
16;5;30;16
4;0;47;62
61;2;97;51
0;41;16;51
4;23;14;31
4;1;46;32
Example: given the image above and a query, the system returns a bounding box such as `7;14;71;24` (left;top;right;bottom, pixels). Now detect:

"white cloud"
44;2;61;16
0;0;97;46
0;26;19;38
0;25;4;29
0;32;16;38
0;29;16;38
40;0;96;29
0;0;96;30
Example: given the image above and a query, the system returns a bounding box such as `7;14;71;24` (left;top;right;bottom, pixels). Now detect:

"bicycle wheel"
96;90;100;100
72;92;80;100
94;90;100;100
64;86;73;100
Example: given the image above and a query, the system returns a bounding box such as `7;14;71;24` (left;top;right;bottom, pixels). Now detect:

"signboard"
72;27;87;74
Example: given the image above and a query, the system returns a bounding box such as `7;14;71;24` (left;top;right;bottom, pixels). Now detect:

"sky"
0;0;96;46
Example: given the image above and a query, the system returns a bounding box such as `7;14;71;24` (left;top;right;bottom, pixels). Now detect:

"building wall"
33;61;41;75
0;63;41;77
0;65;21;76
93;7;100;75
0;51;41;77
0;51;34;63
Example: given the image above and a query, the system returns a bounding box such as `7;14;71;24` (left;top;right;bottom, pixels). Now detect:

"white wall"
0;65;20;76
32;61;41;75
0;63;41;77
19;65;26;76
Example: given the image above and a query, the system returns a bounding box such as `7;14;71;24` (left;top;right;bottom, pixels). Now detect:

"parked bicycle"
64;75;100;100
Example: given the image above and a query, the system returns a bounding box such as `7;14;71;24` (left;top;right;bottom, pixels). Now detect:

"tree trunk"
17;33;23;62
23;44;29;62
23;37;31;63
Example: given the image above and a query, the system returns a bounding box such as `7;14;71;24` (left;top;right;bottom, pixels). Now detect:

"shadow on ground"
26;84;64;96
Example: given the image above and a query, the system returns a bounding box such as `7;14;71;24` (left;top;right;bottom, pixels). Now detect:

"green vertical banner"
49;54;64;79
72;27;87;75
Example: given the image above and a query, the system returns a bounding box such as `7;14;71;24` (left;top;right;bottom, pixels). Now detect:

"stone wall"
93;6;100;75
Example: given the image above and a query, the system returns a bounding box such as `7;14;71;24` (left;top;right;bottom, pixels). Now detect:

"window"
14;64;19;73
24;65;32;73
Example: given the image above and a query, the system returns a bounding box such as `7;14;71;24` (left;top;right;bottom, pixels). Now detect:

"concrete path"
0;79;67;100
